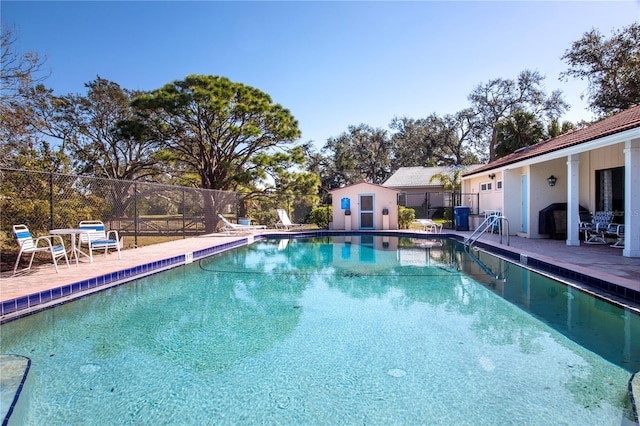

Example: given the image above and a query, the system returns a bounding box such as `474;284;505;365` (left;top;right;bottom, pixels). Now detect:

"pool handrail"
464;215;510;249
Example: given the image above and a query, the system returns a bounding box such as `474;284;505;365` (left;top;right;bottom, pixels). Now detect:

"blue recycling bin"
454;206;470;231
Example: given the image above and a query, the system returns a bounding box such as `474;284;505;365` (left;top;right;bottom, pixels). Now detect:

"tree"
0;26;57;170
389;116;440;168
468;70;568;161
322;124;393;187
132;75;303;231
561;23;640;116
441;109;482;165
546;119;576;139
29;77;168;219
0;26;47;102
390;112;480;169
429;167;462;191
44;77;164;181
494;110;546;158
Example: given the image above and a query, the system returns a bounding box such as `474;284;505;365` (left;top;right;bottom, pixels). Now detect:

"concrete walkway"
457;230;640;292
0;233;246;307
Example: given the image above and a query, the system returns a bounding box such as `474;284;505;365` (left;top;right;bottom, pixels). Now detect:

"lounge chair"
414;219;442;233
275;209;304;230
218;214;266;234
12;224;70;274
579;211;614;244
78;220;122;261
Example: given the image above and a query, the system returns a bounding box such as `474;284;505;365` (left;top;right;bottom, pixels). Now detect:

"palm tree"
429;167;462;190
495;110;546;158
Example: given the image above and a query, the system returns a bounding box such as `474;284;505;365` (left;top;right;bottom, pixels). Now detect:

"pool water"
1;236;638;425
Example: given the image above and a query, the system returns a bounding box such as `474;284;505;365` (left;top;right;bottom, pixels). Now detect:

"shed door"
359;195;374;229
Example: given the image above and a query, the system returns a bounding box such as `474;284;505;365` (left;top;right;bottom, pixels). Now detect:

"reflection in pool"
1;236;638;425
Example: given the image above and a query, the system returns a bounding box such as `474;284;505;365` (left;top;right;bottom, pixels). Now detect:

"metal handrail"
464;215;499;247
464;214;510;249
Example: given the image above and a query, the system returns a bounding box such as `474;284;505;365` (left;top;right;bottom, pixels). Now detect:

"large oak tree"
561;23;640;116
468;70;567;161
322;124;392;187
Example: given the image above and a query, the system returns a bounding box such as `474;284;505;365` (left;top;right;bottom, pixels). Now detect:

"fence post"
182;188;186;239
134;182;138;248
49;172;54;229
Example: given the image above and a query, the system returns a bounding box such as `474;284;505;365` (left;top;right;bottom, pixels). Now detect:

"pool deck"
1;229;639;319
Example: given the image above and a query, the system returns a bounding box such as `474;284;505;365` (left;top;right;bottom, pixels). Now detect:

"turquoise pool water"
1;236;638;424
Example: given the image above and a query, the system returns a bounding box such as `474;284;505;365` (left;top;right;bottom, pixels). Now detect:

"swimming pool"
1;235;638;424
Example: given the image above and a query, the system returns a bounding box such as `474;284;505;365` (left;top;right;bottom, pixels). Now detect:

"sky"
2;1;639;150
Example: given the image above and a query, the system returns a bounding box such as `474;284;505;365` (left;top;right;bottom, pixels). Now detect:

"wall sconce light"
488;173;496;180
547;175;557;187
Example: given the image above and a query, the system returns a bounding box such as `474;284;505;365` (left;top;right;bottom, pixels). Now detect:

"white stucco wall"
330;182;399;230
462;172;503;214
462;143;629;237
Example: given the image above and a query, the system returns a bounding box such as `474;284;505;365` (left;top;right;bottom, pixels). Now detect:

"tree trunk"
203;192;217;233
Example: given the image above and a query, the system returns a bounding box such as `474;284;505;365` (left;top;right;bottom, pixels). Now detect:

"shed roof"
464;104;640;177
383;165;482;189
329;180;400;194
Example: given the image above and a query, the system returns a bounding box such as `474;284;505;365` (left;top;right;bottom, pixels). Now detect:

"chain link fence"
1;168;321;255
0;169;241;263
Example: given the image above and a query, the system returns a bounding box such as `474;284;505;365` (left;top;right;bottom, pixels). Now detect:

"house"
461;104;640;258
329;181;400;230
383;165;481;218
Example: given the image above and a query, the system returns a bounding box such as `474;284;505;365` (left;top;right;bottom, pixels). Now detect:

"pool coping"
0;238;247;324
1;230;638;425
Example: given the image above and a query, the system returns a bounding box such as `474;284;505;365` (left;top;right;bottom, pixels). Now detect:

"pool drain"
387;368;407;378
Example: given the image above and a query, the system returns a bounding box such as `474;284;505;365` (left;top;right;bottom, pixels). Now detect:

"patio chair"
78;220;122;261
579;211;614;244
275;209;304;230
605;224;624;248
12;224;70;274
218;214;266;234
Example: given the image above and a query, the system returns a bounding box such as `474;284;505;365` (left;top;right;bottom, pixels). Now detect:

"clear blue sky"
3;1;638;149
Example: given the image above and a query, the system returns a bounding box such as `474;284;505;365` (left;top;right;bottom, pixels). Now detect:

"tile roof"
464;104;640;176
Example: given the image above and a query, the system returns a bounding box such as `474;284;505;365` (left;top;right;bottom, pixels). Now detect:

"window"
596;166;624;220
496;181;503;190
398;192;407;206
480;182;493;192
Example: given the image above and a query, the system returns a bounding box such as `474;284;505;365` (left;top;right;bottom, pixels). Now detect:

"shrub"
398;206;415;229
308;205;332;229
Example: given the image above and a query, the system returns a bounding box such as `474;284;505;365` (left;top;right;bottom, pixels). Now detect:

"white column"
623;138;640;257
566;154;580;246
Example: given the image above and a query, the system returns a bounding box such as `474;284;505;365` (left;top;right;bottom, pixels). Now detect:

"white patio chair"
78;220;121;261
218;214;266;234
12;224;70;274
275;209;304;230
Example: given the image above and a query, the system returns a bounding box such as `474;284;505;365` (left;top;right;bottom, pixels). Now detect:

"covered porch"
462;106;640;258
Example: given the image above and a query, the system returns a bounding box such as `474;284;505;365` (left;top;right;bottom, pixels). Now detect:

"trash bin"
454;206;470;231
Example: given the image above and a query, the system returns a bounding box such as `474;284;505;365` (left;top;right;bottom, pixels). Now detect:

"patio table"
50;228;92;265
